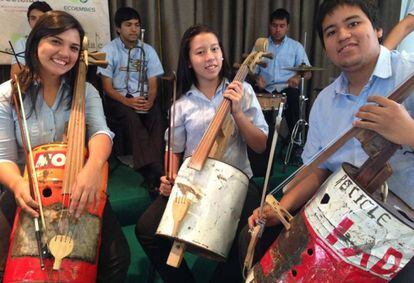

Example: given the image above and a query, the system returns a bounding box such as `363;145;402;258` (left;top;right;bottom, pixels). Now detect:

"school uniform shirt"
302;46;414;208
166;80;269;178
0;79;113;165
97;37;164;97
255;36;310;93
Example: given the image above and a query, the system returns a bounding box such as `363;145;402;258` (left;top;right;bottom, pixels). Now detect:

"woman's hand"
69;163;102;218
159;175;174;197
223;81;244;116
12;177;39;218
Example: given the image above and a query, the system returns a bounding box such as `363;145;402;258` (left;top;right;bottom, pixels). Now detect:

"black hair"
27;1;52;19
176;24;230;98
316;0;381;48
114;7;141;28
270;8;290;24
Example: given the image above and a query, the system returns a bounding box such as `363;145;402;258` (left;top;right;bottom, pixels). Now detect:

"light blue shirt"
11;36;27;65
302;46;414;208
166;80;268;179
97;37;164;97
0;80;114;165
255;36;310;93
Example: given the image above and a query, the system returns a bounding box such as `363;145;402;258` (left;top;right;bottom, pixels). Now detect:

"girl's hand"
223;81;244;116
159;175;174;197
69;163;102;218
12;178;39;218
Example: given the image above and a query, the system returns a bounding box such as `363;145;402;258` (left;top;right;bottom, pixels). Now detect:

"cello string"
58;96;78;229
63;104;82;233
58;48;87;236
189;65;247;166
268;124;353;197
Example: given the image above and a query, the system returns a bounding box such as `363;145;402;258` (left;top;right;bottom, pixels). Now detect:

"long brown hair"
12;10;85;113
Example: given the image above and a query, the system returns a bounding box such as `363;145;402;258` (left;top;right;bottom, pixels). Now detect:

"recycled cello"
3;35;109;282
246;73;414;282
156;37;272;265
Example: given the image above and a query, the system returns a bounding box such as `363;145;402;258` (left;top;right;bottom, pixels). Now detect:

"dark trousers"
238;212;414;282
281;87;300;134
104;96;163;171
0;190;130;283
135;182;261;283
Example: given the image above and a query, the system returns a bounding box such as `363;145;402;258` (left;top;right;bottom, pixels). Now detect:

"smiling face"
188;32;223;86
37;28;81;79
321;4;382;73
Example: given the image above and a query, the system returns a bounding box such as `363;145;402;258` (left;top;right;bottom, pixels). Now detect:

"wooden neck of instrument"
62;58;87;193
188;65;249;170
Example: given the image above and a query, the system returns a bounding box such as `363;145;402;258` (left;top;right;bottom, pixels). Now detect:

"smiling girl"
0;11;129;282
135;24;268;282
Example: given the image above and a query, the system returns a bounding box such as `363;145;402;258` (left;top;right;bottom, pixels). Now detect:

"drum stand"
284;72;308;166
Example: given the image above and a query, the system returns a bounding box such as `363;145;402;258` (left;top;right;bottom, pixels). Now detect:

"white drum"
156;157;249;261
256;93;285;111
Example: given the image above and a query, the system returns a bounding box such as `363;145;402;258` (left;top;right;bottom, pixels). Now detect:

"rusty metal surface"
355;130;395;157
305;166;414;280
12;204;101;262
249;166;414;283
253;214;309;282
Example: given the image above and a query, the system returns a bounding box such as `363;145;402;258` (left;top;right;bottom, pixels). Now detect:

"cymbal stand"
284;71;308;165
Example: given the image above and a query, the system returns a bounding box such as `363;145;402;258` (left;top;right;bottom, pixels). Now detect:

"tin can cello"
4;143;108;283
3;36;109;282
156;38;273;265
247;71;414;283
247;164;414;283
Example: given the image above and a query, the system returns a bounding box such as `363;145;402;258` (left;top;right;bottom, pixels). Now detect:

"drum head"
256;93;285;111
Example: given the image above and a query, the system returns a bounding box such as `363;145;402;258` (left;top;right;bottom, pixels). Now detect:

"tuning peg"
89;59;108;68
233;63;241;70
161;72;176;81
257;61;267;68
254;38;268;52
89;52;106;61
